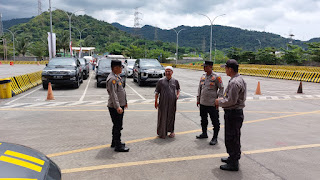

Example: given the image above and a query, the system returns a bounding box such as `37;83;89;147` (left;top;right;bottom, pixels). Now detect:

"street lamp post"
199;13;225;64
49;0;54;60
60;9;84;56
72;27;87;57
172;28;185;64
4;29;23;61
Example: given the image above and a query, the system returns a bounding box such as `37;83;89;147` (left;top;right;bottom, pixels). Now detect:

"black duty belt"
224;109;243;113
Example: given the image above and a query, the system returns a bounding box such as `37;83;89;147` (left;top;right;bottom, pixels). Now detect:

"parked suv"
79;58;90;79
133;59;165;86
42;57;83;89
96;58;127;87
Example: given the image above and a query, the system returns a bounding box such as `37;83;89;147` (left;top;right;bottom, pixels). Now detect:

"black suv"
42;57;83;89
96;58;127;87
133;59;165;86
79;58;90;80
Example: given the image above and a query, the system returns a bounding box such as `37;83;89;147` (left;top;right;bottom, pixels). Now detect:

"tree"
29;41;47;58
106;42;126;55
83;35;95;47
281;44;305;65
306;42;320;62
226;47;242;61
56;31;69;57
16;36;30;56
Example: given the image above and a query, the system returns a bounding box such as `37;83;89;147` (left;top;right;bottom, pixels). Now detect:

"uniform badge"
201;76;205;80
217;77;222;83
119;82;122;86
112;80;116;84
210;82;214;86
211;76;216;81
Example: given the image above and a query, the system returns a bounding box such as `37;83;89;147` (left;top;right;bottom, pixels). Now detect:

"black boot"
220;161;239;171
221;157;230;163
209;137;217;145
111;141;125;148
196;133;208;139
114;143;129;152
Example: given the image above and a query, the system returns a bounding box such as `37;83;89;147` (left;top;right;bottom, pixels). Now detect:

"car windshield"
127;60;135;66
79;58;86;65
48;58;76;66
140;60;161;67
98;59;112;69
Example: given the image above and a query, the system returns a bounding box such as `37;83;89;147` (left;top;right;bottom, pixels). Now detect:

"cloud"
1;0;320;40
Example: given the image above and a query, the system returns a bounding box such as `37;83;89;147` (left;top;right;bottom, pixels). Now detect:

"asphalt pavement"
0;67;320;179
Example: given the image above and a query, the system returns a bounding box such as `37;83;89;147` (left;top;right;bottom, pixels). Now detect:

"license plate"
54;76;63;79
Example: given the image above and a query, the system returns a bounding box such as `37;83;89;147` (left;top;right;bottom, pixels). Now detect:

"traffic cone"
255;81;262;95
10;61;14;66
46;82;55;100
0;61;2;65
297;81;303;94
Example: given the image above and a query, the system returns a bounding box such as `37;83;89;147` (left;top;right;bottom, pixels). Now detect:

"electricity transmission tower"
38;0;42;15
134;7;142;37
0;13;3;36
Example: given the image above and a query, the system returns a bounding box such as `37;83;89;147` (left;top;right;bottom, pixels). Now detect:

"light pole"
4;29;23;61
172;28;185;64
72;27;87;57
199;13;225;63
60;9;84;56
49;0;54;60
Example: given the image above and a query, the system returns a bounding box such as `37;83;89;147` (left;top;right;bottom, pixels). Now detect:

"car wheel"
83;72;88;80
133;74;137;82
80;74;84;83
73;77;80;88
43;83;48;89
138;75;143;86
97;81;101;88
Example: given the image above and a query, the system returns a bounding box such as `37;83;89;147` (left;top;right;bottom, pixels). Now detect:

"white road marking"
126;84;146;100
79;72;93;102
180;91;196;98
5;86;42;105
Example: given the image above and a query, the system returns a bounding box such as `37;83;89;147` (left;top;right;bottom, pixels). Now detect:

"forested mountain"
112;23;316;51
3;17;33;29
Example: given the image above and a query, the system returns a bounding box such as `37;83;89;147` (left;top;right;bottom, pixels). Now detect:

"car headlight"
68;70;76;75
42;71;49;75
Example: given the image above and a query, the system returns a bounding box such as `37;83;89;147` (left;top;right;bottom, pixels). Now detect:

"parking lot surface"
1;68;320;179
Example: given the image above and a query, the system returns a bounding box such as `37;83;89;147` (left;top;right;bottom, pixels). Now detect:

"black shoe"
111;142;125;148
220;163;239;171
196;133;208;139
209;138;217;145
221;157;230;163
114;144;130;152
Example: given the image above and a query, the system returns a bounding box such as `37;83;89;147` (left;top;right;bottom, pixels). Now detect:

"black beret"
111;60;122;67
202;61;213;66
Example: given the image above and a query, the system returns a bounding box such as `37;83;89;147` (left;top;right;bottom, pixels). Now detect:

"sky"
1;0;320;41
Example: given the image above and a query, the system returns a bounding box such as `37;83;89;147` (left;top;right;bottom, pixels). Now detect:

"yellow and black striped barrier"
0;71;42;98
162;63;320;83
0;60;48;65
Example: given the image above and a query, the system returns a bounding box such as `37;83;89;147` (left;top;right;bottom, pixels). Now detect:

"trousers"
108;106;124;144
200;104;220;138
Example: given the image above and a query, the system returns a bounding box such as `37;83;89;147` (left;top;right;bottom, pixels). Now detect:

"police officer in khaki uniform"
215;59;247;171
107;60;129;152
196;61;224;145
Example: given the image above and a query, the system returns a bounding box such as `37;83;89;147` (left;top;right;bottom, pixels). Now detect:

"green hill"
112;23;316;51
3;17;33;29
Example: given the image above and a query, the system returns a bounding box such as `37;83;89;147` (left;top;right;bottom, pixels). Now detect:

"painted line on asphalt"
126;83;146;100
180;91;196;98
61;143;320;174
79;71;94;102
46;109;320;158
5;86;42;105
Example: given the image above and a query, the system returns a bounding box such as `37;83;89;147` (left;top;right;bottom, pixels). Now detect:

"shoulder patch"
112;80;116;84
217;77;222;83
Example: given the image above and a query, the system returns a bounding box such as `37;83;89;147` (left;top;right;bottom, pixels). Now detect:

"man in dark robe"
155;66;180;138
